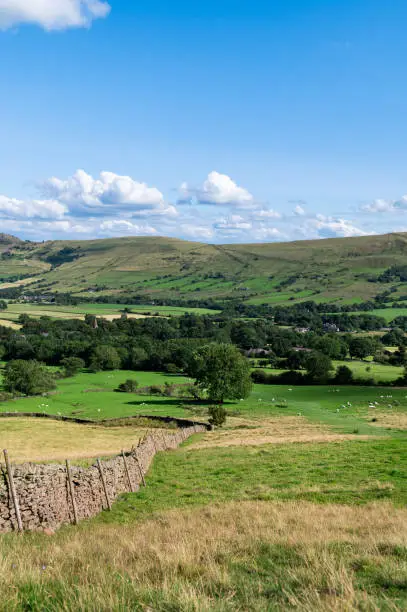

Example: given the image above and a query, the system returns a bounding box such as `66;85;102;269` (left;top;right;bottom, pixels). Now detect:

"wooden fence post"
65;459;78;525
135;456;146;487
3;449;23;533
97;459;112;511
121;450;133;492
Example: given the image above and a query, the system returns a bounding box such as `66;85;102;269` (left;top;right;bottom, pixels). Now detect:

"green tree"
61;357;85;378
90;345;121;372
334;365;354;385
4;360;56;396
190;343;252;403
349;337;376;360
305;351;333;381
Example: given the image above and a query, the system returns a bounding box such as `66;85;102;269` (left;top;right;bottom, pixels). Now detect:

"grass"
0;370;194;420
0;501;406;611
0;302;218;322
4;231;407;305
260;359;405;383
1;368;407;609
0;418;152;464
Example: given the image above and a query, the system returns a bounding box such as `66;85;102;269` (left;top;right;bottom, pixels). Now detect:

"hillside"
2;232;407;305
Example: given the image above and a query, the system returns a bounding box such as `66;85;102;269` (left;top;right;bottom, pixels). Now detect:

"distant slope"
2;232;407;305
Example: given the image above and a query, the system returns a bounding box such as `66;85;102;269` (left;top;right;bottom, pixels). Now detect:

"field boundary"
0;412;210;429
0;423;207;534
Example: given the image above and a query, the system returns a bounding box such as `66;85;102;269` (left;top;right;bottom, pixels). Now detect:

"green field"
0;302;219;322
1;367;407;610
4;231;407;306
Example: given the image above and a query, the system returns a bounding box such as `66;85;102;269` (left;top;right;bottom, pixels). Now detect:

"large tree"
4;360;56;396
190;343;252;403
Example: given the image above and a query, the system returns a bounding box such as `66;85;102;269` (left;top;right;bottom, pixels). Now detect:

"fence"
0;422;207;533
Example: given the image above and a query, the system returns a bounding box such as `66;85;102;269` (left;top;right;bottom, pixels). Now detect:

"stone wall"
0;424;206;533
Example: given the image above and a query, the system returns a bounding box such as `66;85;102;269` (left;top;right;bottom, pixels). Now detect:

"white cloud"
179;224;214;240
214;214;253;231
293;204;306;216
99;219;158;235
362;195;407;213
252;208;281;220
308;215;369;238
178;171;258;209
0;0;110;30
252;227;283;240
0;195;66;219
40;169;175;217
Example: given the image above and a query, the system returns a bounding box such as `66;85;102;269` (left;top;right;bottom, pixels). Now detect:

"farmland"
3;231;407;307
0;302;218;323
0;366;406;609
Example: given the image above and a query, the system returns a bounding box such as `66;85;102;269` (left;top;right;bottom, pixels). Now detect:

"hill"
2;232;407;306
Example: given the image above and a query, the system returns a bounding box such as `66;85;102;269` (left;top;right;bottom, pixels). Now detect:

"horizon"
1;1;407;244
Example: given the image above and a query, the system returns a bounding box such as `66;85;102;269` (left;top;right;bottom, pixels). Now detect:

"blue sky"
1;0;407;243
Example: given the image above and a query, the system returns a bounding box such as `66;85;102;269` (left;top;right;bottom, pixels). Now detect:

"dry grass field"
0;418;154;464
1;501;406;610
187;415;377;449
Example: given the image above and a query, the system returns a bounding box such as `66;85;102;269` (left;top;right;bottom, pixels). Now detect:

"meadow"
1;368;407;609
0;302;219;323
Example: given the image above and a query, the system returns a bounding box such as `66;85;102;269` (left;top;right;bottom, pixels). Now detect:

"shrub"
208;404;227;427
116;379;139;393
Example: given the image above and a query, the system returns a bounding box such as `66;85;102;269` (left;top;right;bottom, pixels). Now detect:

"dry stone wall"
0;424;206;533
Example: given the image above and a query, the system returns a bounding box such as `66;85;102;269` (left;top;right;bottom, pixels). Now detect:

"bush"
61;357;85;378
116;379;139;393
4;360;56;396
208;404;227;427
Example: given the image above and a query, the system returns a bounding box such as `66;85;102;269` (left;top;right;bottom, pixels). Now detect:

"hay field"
0;418;151;464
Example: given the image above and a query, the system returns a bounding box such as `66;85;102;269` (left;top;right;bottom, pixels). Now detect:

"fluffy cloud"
0;0;110;30
214;215;252;231
308;215;369;238
251;208;281;220
362;196;407;213
99;220;158;235
293;204;306;216
0;195;66;219
178;171;258;209
40;169;173;217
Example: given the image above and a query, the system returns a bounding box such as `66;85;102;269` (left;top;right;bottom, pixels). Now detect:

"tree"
4;360;56;396
190;343;252;403
90;345;121;372
305;351;333;381
349;337;376;360
61;357;85;378
334;365;354;385
0;300;7;310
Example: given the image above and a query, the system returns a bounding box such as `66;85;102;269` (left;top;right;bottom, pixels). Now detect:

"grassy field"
0;418;152;464
255;358;404;383
4;231;407;305
1;368;407;609
0;302;219;322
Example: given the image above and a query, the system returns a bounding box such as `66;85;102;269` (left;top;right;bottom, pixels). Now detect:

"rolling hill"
2;232;407;306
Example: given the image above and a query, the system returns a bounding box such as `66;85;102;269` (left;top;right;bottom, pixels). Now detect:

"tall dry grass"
1;500;406;610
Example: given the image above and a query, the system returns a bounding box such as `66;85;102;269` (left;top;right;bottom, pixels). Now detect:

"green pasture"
102;438;407;526
256;359;404;383
0;302;219;322
1;368;407;437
